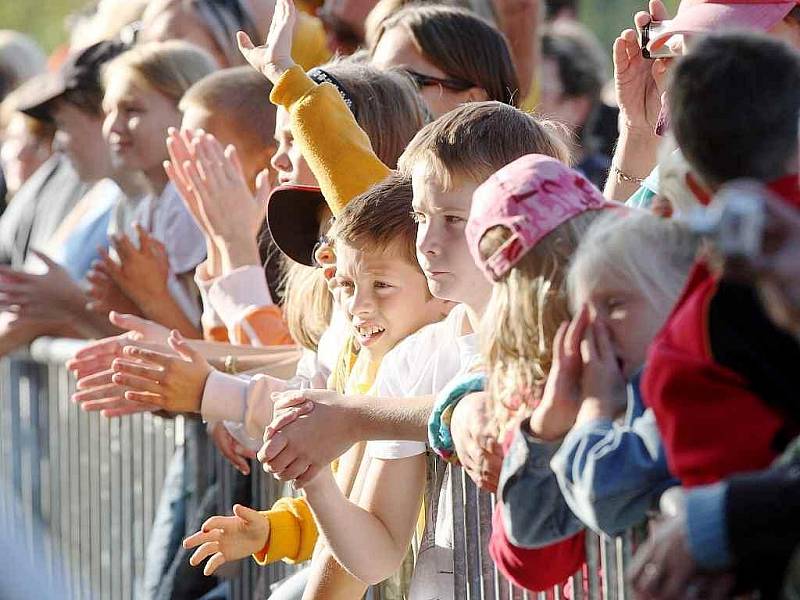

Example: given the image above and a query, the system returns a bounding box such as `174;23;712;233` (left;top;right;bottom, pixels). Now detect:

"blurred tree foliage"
0;0;91;54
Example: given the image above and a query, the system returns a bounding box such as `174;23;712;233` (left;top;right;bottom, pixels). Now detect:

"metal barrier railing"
0;340;181;600
1;344;642;600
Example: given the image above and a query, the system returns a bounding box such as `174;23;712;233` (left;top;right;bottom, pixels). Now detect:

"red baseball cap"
650;0;798;49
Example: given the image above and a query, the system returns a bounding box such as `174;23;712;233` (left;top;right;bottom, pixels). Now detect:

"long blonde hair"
480;211;601;428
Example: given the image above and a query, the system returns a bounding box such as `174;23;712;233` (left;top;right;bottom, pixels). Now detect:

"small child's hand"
210;422;256;476
237;0;297;84
450;391;503;492
183;504;270;576
530;306;589;441
111;330;212;414
575;317;627;426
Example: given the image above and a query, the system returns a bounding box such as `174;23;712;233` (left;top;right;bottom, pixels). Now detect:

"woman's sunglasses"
404;69;475;92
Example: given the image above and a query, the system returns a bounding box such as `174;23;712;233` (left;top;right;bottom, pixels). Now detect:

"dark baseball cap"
17;40;128;122
267;185;330;267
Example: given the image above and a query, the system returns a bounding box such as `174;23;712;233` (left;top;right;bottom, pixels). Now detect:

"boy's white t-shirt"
367;303;479;460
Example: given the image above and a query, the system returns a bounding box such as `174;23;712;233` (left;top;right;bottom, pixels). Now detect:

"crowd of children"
1;0;800;598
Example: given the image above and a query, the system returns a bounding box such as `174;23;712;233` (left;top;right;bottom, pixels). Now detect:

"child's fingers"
168;331;204;363
262;443;296;474
112;358;164;380
232;504;260;524
123;390;165;406
264;405;308;438
102;400;155;418
221;444;251;475
292;464;322;489
204;552;227;576
580;323;597;365
189;540;220;567
112;371;162;394
552;321;569;362
73;335;124;360
123;345;174;367
80;396;128;413
109;311;153;336
565;305;590;358
271;388;315;410
183;528;214;550
271;458;310;484
72;383;125;404
593;318;614;365
257;434;287;464
76;368;115;390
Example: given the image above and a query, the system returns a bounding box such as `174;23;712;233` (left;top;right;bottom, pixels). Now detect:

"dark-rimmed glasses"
404;69;475;92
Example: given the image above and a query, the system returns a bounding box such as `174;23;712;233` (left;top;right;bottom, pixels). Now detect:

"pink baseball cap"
466;155;619;282
650;0;798;50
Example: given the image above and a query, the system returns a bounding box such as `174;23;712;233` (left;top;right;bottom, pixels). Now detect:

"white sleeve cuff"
208;265;274;332
195;261;224;330
201;370;249;424
367;440;427;460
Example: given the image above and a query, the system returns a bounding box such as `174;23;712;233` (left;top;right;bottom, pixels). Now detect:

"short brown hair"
180;66;276;155
398;101;570;189
371;5;520;106
330;172;418;263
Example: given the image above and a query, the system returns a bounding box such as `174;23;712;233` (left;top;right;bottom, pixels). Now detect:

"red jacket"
642;175;800;487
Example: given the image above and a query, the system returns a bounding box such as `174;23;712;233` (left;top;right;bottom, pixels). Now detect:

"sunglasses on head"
404;69;475;92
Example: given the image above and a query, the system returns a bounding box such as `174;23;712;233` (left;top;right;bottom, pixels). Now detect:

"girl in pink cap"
463;154;619;593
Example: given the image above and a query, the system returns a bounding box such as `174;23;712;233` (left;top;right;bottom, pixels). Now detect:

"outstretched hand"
112;329;213;414
237;0;298;84
183;504;270;576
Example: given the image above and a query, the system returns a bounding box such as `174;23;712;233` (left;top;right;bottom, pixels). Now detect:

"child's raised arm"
238;0;391;209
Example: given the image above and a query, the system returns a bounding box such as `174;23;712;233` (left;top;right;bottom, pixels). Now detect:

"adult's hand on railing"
259;389;356;488
209;422;256;476
183;504;270;576
111;330;212;414
450;391;503;493
628;512;735;600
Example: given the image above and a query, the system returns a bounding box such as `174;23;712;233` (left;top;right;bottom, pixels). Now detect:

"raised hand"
529;305;589;441
575;316;627;426
180;133;267;271
614;0;670;133
103;226;171;309
112;330;212;414
183;504;270;576
237;0;297;84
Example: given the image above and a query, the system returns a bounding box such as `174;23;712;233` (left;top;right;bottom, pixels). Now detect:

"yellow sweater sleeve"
252;496;319;565
270;66;393;215
291;13;331;72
